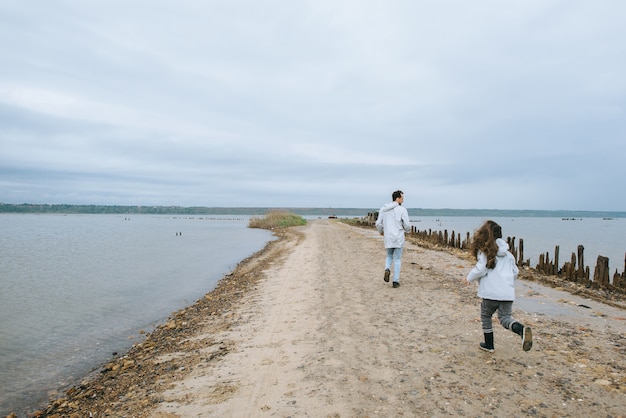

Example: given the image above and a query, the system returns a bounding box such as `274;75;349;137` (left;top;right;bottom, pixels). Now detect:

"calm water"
0;214;273;416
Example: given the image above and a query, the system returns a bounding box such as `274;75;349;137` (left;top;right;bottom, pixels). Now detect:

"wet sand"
33;219;625;417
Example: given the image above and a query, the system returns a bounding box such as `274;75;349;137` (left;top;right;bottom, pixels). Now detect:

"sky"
1;1;625;211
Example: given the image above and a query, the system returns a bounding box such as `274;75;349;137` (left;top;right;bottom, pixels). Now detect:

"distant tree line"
1;203;624;218
0;204;264;215
0;203;363;216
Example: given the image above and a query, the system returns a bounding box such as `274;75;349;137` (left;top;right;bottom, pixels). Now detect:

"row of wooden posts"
359;212;626;292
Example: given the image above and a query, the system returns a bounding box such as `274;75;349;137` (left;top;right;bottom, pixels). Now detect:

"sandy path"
150;220;626;417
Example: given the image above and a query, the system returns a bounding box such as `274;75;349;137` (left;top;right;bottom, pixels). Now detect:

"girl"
465;220;532;353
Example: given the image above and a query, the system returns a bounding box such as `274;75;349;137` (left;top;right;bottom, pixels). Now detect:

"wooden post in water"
593;256;610;288
576;245;585;284
546;252;552;274
518;239;524;267
537;252;551;274
613;270;623;288
620;253;626;289
554;245;559;276
508;237;517;263
563;253;576;280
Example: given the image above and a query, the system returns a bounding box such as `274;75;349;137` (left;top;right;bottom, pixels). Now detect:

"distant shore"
2;203;626;219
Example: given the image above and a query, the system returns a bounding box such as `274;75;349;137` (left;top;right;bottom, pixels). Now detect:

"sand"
36;219;625;418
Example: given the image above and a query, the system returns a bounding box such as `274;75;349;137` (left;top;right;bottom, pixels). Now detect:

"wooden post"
554;245;559;276
563;260;573;280
507;237;517;263
613;270;622;288
519;239;524;267
620;253;626;288
593;256;610;288
566;253;577;280
577;245;585;283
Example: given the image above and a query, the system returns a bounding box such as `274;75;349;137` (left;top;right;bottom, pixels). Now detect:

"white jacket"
375;202;411;248
467;238;519;301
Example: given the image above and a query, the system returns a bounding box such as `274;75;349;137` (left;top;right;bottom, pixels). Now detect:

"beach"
34;219;625;417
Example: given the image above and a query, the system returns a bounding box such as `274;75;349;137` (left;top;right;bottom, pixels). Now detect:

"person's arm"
375;211;384;235
401;208;411;233
467;252;488;283
509;252;519;279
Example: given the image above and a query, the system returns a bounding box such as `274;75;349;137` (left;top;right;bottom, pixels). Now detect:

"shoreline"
20;220;626;417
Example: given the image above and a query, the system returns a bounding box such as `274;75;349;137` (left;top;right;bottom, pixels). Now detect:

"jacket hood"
381;202;400;212
496;238;509;256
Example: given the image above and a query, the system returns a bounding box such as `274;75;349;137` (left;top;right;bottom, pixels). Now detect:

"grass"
337;218;361;226
248;210;307;230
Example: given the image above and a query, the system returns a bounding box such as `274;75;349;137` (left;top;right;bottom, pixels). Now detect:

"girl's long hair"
470;220;502;269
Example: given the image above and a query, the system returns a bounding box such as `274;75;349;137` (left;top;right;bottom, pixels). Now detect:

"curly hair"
470;220;502;269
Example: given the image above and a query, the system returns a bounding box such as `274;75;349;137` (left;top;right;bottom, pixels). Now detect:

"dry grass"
248;210;307;230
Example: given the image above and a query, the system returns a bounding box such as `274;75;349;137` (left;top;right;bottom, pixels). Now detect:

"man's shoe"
384;269;390;282
392;281;399;288
522;326;533;352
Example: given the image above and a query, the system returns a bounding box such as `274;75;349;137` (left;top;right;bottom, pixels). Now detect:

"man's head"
392;190;404;204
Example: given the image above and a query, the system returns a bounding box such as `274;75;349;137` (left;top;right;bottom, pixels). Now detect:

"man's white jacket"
375;202;411;248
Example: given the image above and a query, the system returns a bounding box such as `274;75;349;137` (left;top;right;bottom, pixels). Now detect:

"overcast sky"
1;1;624;210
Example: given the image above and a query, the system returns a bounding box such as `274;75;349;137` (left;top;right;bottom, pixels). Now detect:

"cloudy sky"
1;1;624;210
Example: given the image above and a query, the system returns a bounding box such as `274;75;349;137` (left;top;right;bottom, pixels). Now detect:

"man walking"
375;190;412;288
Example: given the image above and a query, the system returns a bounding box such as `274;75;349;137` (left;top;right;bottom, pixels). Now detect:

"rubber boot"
511;322;533;352
480;332;494;353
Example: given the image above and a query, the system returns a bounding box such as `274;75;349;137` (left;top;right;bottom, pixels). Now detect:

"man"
375;190;412;288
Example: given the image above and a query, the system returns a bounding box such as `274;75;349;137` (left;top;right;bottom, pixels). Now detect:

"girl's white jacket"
467;238;519;301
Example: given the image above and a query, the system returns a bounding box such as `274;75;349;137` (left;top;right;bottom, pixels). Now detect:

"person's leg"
498;302;533;352
480;299;499;352
481;299;499;333
384;248;393;282
497;301;515;330
392;247;403;283
520;325;533;351
385;248;394;270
